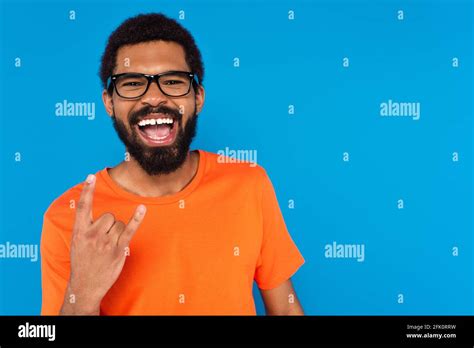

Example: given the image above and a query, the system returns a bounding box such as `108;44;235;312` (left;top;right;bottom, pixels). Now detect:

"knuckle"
76;200;86;211
116;220;126;229
99;213;116;228
102;212;115;221
97;237;110;249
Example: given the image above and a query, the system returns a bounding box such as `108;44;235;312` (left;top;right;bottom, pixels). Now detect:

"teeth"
148;134;168;140
138;118;174;127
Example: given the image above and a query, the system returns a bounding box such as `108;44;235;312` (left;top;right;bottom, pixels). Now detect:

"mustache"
129;105;182;126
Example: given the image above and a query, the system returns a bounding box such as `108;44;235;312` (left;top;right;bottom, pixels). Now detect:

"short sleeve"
40;211;71;315
254;168;305;290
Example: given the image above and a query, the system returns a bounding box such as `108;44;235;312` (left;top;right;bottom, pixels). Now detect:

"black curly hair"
99;13;204;95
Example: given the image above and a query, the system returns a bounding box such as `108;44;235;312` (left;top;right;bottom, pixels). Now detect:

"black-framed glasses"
107;71;199;99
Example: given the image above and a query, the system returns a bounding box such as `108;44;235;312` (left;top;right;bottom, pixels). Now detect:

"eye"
123;81;145;87
163;80;184;85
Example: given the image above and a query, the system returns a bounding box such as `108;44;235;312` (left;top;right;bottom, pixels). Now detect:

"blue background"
0;0;472;315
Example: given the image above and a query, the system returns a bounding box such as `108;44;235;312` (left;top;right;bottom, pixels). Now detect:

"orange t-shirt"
40;149;305;315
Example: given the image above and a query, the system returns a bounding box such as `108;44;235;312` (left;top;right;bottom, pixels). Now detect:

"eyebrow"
113;70;191;75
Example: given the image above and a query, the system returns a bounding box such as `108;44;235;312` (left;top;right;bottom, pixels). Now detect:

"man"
41;13;305;315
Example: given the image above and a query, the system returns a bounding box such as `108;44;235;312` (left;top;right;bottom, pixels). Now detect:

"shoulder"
43;179;85;231
201;149;270;187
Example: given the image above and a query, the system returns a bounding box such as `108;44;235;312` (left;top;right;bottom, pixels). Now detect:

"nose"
140;79;168;106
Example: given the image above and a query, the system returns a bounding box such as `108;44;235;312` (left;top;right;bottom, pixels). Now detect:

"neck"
108;150;199;197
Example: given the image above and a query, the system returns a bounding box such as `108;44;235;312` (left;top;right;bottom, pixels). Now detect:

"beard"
111;103;198;176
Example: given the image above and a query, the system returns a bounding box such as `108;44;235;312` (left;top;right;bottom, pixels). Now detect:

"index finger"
75;174;96;227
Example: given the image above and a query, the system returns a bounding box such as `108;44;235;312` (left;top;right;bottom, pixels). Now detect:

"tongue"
142;124;170;139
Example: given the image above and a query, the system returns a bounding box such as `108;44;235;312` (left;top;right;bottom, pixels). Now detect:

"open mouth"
135;115;178;146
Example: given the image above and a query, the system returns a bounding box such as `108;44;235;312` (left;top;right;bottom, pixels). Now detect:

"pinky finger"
118;204;147;247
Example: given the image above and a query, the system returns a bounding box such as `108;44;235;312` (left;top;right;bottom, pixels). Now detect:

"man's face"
102;41;205;175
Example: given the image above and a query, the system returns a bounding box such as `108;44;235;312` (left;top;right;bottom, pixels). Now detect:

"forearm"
59;283;102;315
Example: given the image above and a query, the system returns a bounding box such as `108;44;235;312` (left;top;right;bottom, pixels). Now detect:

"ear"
195;85;205;115
102;89;114;117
